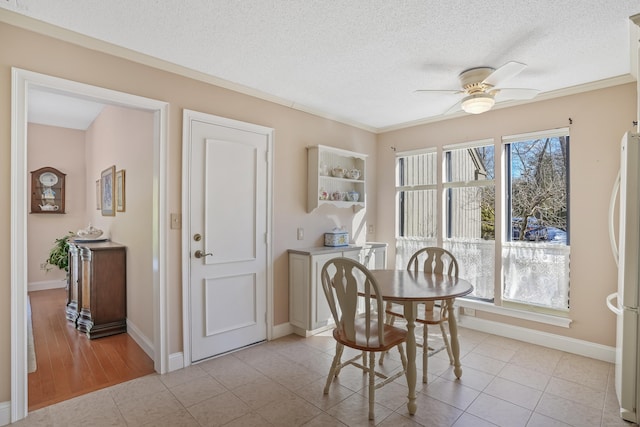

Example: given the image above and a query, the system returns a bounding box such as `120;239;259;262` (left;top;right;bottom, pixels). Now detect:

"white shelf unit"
307;145;366;212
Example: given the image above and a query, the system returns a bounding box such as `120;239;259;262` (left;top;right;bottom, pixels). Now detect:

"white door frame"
10;68;169;422
181;109;274;366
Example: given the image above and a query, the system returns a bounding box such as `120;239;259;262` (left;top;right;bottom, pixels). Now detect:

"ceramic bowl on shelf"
331;166;346;178
76;224;103;239
347;191;360;202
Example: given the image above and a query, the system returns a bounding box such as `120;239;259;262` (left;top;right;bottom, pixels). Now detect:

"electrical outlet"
367;224;375;234
297;227;304;240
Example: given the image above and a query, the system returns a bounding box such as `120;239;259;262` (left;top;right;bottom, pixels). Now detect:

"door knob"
194;250;213;259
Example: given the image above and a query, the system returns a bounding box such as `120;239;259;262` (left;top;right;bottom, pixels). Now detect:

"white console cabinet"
288;243;387;336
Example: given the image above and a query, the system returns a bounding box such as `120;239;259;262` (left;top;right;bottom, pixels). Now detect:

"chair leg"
368;351;375;420
378;348;387;365
422;323;429;383
397;343;407;371
439;321;454;364
324;343;344;394
379;304;397;366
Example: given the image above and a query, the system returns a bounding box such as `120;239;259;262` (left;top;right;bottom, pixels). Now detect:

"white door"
186;112;271;362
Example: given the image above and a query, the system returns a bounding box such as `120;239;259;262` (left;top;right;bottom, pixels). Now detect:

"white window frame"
442;139;496;301
395;149;439;262
395;130;573;328
501;127;571;314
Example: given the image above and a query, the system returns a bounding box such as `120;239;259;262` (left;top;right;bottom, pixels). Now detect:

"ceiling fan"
416;61;540;115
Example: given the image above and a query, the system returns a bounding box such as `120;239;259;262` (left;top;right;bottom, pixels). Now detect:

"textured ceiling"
3;1;640;131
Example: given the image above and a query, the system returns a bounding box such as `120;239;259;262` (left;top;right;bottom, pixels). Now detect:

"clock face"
39;172;59;187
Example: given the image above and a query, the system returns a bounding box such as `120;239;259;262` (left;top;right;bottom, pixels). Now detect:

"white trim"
395;147;437;157
181;109;274;367
126;319;154;360
27;279;66;292
11;67;29;424
457;299;572;328
272;322;294;340
0;401;10;427
443;138;495;151
458;314;615;363
10;68;169;423
502;127;571;144
168;352;185;372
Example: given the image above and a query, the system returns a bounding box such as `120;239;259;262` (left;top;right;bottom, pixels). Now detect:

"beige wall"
27;124;86;284
376;82;637;346
0;21;378;402
85;105;155;341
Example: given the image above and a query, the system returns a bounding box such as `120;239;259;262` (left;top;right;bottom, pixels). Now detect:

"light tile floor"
12;326;638;426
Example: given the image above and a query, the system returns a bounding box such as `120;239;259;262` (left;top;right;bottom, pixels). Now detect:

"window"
503;129;570;311
395;127;571;316
396;150;438;261
443;143;495;301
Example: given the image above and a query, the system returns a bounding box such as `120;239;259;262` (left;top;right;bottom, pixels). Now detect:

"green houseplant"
45;231;75;273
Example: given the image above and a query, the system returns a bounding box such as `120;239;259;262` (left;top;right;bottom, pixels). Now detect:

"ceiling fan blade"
443;99;463;115
414;89;463;95
482;61;527;87
492;88;540;101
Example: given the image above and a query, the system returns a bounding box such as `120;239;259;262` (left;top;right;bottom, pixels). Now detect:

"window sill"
456;299;573;328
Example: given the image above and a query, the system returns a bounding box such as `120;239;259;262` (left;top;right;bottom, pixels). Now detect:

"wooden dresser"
66;240;127;339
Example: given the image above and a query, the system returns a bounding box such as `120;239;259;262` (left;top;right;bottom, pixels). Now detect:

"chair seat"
333;318;407;352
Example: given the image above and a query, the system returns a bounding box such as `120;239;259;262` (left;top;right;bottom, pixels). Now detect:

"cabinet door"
288;253;310;330
313;250;363;329
312;253;337;330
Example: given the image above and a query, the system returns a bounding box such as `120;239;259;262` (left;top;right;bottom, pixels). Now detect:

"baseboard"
166;324;292;374
125;319;154;360
168;352;184;372
272;322;294;339
0;401;10;426
458;314;616;363
28;279;66;292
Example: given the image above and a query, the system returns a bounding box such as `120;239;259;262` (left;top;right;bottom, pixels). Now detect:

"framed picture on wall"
95;179;101;210
101;165;116;216
116;169;126;212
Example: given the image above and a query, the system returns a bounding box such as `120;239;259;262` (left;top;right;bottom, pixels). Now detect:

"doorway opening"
11;68;169;422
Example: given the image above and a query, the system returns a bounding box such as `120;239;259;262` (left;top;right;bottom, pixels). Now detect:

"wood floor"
28;288;155;411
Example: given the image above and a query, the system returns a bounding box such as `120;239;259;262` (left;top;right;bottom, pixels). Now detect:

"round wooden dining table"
368;269;474;416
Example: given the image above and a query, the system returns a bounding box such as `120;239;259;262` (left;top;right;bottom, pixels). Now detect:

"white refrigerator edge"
607;131;640;424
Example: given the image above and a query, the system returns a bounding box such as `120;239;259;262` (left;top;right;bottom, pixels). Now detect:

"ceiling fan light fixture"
461;94;495;114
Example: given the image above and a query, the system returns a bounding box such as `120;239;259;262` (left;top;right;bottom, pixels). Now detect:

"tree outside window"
503;131;570;311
